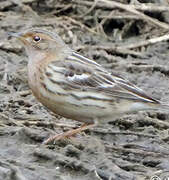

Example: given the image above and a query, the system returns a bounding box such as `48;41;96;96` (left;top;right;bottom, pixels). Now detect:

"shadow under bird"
9;28;169;144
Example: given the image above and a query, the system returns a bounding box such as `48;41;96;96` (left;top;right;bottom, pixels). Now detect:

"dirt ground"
0;0;169;180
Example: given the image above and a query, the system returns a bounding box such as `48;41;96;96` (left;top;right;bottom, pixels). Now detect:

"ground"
0;0;169;180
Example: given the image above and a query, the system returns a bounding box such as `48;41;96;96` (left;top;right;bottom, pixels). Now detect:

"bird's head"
9;28;70;59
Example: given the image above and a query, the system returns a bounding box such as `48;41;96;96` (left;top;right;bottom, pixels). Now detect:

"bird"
9;28;168;144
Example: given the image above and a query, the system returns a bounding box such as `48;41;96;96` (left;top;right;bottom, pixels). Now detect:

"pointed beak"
7;31;29;46
7;32;23;39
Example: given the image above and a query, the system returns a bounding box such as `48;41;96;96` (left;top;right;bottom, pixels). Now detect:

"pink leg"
43;123;95;144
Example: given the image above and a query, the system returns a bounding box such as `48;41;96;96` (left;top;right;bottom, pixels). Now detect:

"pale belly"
32;83;146;124
35;88;115;124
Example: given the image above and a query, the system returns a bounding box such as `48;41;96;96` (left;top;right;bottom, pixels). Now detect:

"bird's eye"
33;36;41;42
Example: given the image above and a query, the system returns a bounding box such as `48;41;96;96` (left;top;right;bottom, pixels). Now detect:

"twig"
118;34;169;49
79;0;98;17
75;45;143;57
73;0;169;12
130;3;169;12
78;34;169;56
95;10;115;37
98;0;169;30
0;113;23;126
98;14;141;20
18;90;31;97
63;16;97;34
88;45;143;57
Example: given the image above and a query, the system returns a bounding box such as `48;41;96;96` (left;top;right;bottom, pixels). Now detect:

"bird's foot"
43;123;95;144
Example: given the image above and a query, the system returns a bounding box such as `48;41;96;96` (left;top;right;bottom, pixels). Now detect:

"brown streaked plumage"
9;28;169;144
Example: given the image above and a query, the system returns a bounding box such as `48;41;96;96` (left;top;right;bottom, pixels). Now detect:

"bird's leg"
43;123;95;144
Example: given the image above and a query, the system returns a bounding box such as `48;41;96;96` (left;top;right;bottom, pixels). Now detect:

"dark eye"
33;36;41;42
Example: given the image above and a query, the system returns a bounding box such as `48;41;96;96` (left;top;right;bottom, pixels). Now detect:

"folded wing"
47;52;160;104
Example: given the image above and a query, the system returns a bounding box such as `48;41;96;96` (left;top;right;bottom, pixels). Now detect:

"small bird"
9;28;168;144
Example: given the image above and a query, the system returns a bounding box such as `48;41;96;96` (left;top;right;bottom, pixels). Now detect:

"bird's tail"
150;102;169;112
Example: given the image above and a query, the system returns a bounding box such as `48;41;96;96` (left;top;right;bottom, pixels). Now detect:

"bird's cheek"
38;42;49;50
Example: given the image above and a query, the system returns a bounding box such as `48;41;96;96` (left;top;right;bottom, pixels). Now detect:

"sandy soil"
0;0;169;180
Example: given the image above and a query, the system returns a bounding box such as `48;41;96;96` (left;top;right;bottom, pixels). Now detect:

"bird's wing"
46;52;159;104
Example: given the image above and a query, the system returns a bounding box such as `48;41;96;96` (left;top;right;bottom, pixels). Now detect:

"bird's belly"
34;86;117;123
32;78;152;124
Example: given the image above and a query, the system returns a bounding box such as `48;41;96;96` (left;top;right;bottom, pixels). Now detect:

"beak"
7;31;28;46
8;31;21;37
7;32;23;39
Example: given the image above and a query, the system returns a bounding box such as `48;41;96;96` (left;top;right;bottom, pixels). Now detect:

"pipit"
9;29;168;144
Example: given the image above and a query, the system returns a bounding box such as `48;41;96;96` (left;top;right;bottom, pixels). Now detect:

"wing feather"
47;52;160;104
